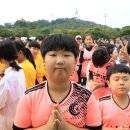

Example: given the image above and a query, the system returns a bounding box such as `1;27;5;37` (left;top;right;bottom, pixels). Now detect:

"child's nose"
56;56;64;64
119;79;125;85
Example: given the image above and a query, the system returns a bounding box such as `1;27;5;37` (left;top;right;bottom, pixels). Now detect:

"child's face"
107;73;130;96
75;38;82;46
16;51;24;63
111;49;118;60
84;35;93;46
29;47;39;59
43;50;77;82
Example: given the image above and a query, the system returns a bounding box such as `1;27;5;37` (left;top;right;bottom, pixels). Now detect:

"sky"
0;0;130;28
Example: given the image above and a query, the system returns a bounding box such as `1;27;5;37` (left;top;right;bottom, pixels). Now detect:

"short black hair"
92;47;110;67
85;33;94;39
28;41;40;49
40;34;79;58
35;36;44;41
106;44;116;56
106;64;130;81
15;34;21;38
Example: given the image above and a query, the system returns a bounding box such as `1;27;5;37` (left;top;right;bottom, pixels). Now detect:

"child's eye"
50;54;56;56
64;52;73;57
114;79;119;81
64;54;71;57
123;78;129;81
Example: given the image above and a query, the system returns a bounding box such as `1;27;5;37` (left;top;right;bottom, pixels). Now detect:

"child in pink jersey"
88;47;113;100
79;34;98;86
13;34;102;130
99;64;130;130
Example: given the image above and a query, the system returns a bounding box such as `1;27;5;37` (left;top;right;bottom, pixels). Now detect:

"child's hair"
106;64;130;81
83;33;94;42
40;34;79;58
0;40;21;71
85;33;94;39
15;34;21;38
13;41;36;69
106;44;116;56
92;47;110;67
28;41;40;49
35;36;44;41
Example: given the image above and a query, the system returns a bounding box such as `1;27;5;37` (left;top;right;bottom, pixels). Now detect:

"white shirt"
0;67;26;130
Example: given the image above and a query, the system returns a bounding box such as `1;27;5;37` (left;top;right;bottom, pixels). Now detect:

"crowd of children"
0;34;130;130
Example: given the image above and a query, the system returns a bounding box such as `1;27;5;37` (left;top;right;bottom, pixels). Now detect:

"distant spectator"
28;41;47;83
79;33;98;86
75;35;83;47
15;34;21;41
13;41;36;89
35;36;44;45
106;44;118;63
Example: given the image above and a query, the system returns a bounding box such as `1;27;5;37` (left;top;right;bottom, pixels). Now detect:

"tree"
4;23;13;28
0;28;13;37
85;27;109;39
120;26;130;36
33;20;49;28
14;19;28;28
14;28;29;37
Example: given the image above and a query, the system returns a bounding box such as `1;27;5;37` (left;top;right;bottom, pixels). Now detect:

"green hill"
33;18;106;29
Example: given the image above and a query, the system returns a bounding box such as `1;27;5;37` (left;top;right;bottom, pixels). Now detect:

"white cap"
75;35;82;40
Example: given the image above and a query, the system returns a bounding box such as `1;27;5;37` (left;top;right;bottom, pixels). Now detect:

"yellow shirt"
35;51;47;83
0;63;5;80
0;63;4;71
21;60;36;90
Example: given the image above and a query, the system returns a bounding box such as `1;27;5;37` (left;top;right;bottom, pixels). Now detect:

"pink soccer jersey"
89;60;113;84
81;47;95;77
14;81;101;129
89;61;113;99
99;94;130;129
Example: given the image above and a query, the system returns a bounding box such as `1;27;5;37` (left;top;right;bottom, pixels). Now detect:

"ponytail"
24;48;36;69
13;41;36;69
9;60;21;71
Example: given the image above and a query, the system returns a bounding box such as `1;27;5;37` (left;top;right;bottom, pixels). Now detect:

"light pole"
50;13;53;22
50;13;54;33
104;13;107;30
75;8;78;19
